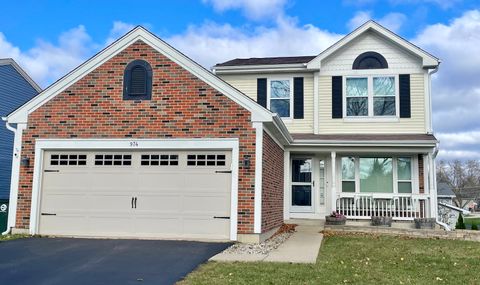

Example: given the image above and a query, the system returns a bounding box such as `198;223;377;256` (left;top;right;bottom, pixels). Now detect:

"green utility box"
0;200;8;232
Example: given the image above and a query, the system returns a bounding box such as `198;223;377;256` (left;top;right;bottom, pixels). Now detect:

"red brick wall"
16;40;257;234
419;155;424;194
261;131;284;233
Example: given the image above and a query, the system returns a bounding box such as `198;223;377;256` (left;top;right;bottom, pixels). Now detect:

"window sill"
342;117;399;123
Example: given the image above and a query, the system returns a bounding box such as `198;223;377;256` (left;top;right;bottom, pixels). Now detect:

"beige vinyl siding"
321;31;422;74
318;74;426;134
220;73;315;133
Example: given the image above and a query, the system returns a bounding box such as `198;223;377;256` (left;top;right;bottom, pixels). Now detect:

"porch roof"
290;133;438;147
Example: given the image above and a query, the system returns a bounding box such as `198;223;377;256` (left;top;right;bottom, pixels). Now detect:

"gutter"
1;117;15;235
427;65;440;134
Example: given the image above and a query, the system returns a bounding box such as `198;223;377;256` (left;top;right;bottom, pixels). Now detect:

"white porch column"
331;151;337;213
428;152;437;218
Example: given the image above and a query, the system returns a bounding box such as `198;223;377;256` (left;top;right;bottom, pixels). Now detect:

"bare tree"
437;160;480;208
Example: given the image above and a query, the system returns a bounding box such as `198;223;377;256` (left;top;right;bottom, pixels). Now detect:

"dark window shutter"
257;78;267;108
293;77;304;119
399;74;411;118
332;76;343;119
123;59;152;100
130;66;147;95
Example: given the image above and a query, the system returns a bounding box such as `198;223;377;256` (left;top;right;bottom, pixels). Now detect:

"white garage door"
38;150;232;240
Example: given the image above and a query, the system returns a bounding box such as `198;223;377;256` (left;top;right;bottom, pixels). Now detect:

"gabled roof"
215;56;316;67
0;58;42;92
437;182;456;197
307;20;440;69
6;26;275;123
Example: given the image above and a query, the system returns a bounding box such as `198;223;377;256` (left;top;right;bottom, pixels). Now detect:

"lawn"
0;234;29;242
180;233;480;285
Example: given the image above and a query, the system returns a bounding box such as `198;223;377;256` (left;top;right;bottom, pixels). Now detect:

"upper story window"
267;78;293;118
123;59;152;100
345;75;397;117
352;51;388;69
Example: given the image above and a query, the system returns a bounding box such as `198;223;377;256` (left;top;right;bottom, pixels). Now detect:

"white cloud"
413;10;480;134
202;0;287;20
389;0;461;9
0;26;96;87
106;21;136;44
347;11;407;32
166;16;342;67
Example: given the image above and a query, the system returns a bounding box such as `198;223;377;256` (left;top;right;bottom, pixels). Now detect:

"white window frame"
339;156;417;194
267;77;294;120
343;75;399;119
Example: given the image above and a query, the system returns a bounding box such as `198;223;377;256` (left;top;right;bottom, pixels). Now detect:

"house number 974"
129;141;139;147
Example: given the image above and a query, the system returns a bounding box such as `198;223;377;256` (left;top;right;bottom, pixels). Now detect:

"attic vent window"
123;59;152;100
352;51;388;70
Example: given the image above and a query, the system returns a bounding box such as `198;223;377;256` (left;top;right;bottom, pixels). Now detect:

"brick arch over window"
123;59;152;100
352;51;388;70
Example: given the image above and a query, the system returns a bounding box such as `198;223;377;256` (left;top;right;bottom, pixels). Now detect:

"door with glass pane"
291;158;313;212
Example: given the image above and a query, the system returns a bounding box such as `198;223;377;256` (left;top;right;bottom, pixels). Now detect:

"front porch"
283;144;438;223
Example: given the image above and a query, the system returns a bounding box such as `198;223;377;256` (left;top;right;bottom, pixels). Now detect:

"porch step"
285;219;325;227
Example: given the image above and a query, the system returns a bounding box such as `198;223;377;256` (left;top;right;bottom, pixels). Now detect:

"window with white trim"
268;79;292;118
94;154;132;166
141;154;179;166
397;157;412;193
341;156;413;193
50;154;87;166
345;75;397;117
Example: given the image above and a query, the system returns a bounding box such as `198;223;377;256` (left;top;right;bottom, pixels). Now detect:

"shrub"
456;214;466;230
471;223;478;231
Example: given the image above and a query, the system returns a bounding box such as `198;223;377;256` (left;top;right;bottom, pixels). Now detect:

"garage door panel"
183;194;230;213
39;150;232;240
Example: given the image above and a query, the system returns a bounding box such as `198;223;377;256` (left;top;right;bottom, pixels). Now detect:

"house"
3;21;440;243
0;59;40;219
437;182;456;205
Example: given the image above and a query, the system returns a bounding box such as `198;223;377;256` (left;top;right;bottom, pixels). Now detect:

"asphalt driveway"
0;237;230;285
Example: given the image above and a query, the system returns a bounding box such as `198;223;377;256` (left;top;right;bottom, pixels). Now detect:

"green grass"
0;234;30;242
180;233;480;285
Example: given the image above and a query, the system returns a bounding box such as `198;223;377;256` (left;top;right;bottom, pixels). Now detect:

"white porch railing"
336;193;429;221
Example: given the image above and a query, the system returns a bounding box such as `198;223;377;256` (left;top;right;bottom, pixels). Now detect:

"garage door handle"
134;197;137;209
213;216;230;219
131;197;134;209
44;170;60;173
41;213;56;216
215;170;232;173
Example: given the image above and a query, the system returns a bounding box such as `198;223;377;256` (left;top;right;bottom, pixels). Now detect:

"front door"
290;158;314;212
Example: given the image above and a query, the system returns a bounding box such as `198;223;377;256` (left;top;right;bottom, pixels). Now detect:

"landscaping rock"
224;232;294;255
414;218;436;229
371;216;393;227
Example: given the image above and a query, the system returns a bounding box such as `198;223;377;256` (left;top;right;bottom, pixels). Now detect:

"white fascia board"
213;64;314;75
7;27;273;123
307;21;439;69
291;140;437;148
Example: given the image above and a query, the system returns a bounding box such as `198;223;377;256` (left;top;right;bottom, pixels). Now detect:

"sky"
0;0;479;161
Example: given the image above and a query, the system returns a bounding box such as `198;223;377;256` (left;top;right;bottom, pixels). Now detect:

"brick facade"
261;131;284;232
16;40;257;234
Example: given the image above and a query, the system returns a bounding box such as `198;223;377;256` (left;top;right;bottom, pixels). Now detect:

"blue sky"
0;0;479;160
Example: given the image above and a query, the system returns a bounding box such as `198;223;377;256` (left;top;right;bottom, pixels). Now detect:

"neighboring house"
437;182;456;205
437;182;458;228
0;59;40;204
3;21;440;243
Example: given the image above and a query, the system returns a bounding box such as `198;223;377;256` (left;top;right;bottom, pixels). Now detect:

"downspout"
2;117;16;235
431;143;450;230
